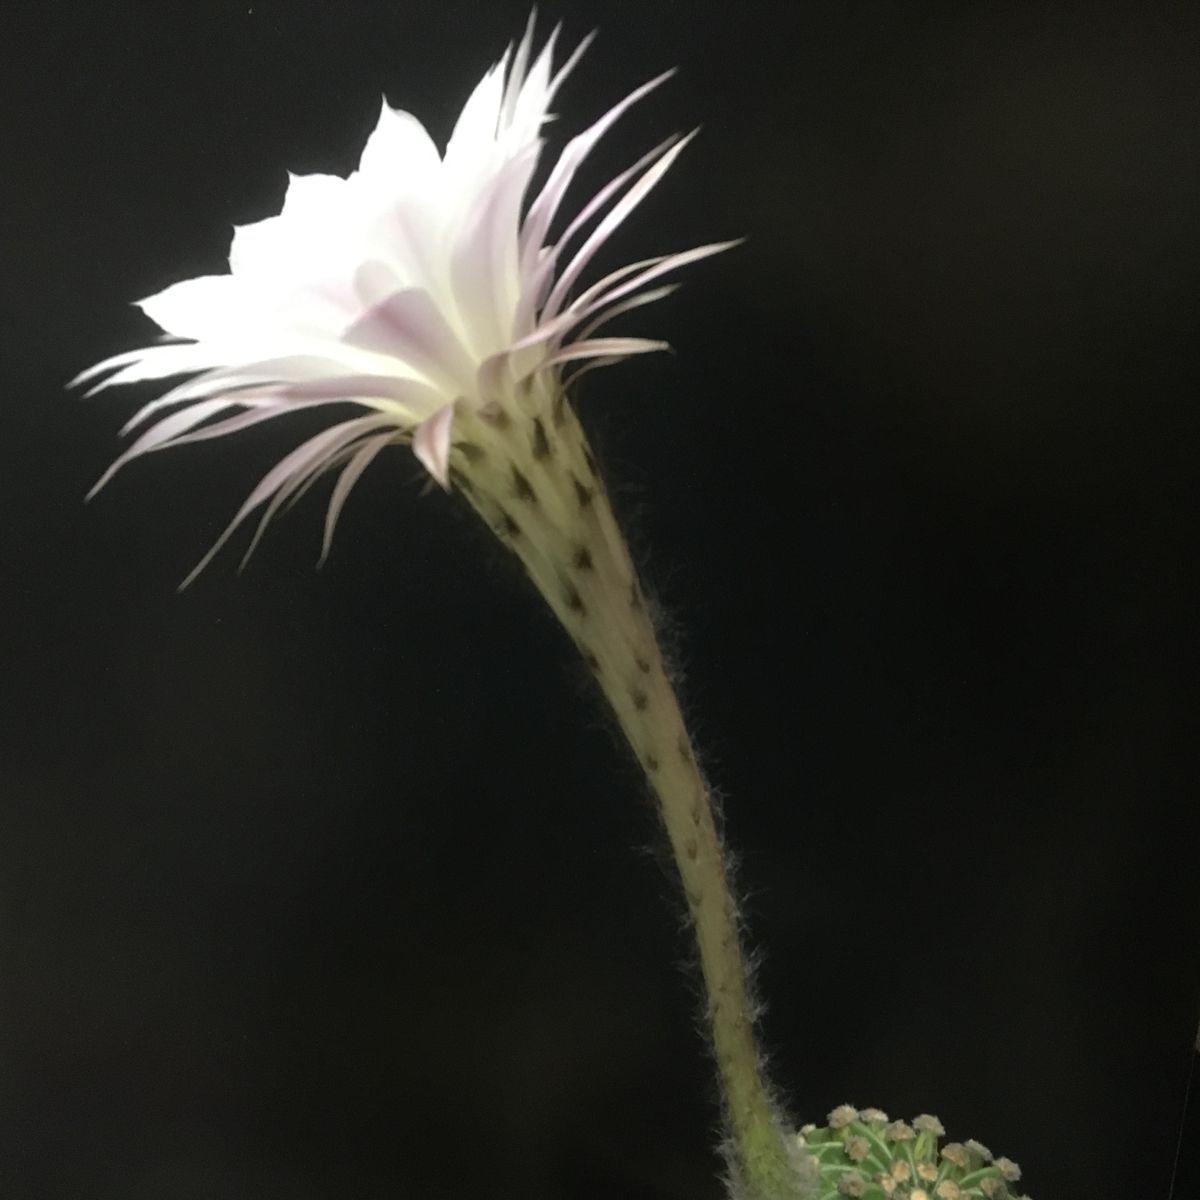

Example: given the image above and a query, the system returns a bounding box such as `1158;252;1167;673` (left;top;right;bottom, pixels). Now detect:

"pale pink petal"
155;377;434;454
116;377;265;436
567;239;742;320
342;285;477;393
87;399;237;499
552;136;680;270
473;308;575;395
115;354;387;434
411;402;457;487
544;27;594;106
521;253;669;350
519;72;674;272
179;414;393;589
280;442;360;516
319;430;396;565
573;284;679;342
74;342;228;395
483;271;682;387
530;336;669;375
562;355;629;389
542;130;697;321
237;426;389;573
474;351;516;404
153;394;403;453
154;400;312;448
515;135;678;338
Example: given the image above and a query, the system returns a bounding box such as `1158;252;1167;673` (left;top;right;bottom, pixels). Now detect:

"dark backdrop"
3;2;1198;1198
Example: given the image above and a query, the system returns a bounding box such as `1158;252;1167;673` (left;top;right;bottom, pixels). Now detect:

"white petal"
444;56;508;181
281;372;442;418
359;196;443;293
500;11;540;128
137;275;264;340
229;173;353;278
449;142;539;358
357;101;442;199
505;24;582;147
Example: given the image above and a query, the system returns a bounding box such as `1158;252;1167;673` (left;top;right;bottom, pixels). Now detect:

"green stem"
452;387;815;1200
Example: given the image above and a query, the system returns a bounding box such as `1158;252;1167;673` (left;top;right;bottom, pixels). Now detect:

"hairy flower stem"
451;383;815;1200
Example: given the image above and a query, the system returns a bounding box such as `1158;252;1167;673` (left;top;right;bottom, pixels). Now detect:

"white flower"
71;15;734;586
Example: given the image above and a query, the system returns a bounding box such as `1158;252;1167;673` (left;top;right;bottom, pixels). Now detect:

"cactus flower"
71;15;734;587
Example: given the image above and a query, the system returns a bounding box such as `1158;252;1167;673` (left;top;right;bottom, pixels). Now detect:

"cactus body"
797;1107;1028;1200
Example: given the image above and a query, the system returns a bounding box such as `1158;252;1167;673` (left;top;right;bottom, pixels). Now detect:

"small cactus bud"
914;1114;946;1136
884;1120;916;1142
837;1170;867;1197
941;1142;970;1170
996;1156;1022;1182
844;1136;870;1163
828;1103;859;1129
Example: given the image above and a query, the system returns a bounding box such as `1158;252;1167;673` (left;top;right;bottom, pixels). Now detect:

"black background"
3;2;1199;1198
